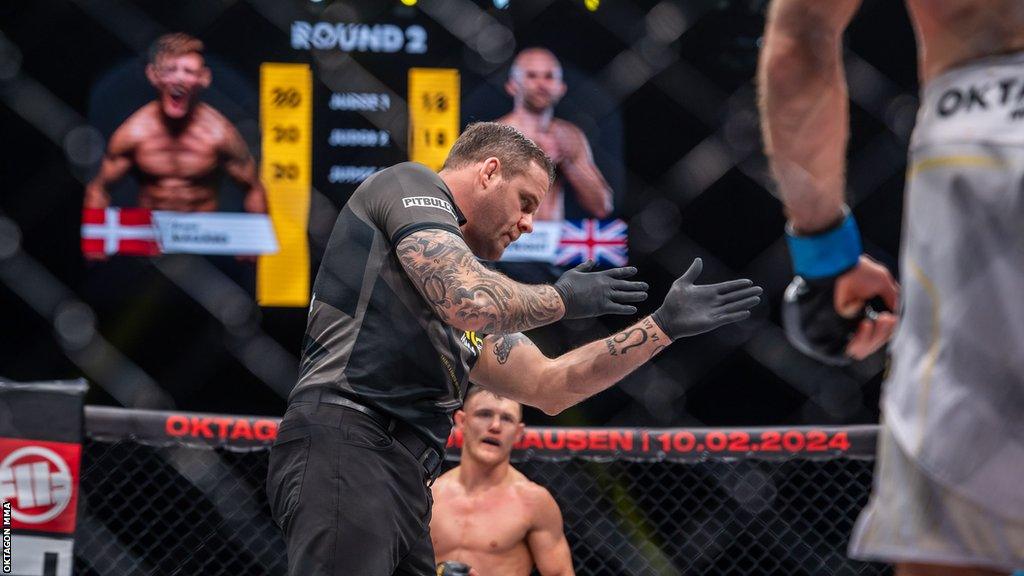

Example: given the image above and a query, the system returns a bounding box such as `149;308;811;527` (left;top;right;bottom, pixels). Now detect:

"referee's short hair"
442;122;555;184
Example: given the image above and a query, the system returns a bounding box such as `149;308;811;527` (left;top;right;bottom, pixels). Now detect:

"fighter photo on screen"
497;48;613;222
83;33;266;215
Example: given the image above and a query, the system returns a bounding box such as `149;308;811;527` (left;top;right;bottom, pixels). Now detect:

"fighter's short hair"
149;32;205;64
462;385;522;421
442;122;555;184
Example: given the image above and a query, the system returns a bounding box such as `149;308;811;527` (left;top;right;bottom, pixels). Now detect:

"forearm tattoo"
397;230;563;333
492;333;534;365
604;317;666;358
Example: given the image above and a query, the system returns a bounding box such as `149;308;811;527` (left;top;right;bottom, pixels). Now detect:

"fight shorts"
849;51;1024;568
850;423;1024;570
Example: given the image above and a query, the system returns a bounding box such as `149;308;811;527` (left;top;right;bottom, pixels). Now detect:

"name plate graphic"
151;212;279;255
500;221;562;262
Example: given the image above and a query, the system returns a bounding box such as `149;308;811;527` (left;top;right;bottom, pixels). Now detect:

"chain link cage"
75;433;887;576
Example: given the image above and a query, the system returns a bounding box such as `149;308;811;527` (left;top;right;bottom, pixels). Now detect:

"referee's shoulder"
389;161;437;179
369;161;442;194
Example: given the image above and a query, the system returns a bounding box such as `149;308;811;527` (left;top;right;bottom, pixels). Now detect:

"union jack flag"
555;218;628;267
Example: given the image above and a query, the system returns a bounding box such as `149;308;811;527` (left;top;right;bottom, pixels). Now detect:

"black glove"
436;561;472;576
553;260;648;319
782;275;869;366
651;258;762;339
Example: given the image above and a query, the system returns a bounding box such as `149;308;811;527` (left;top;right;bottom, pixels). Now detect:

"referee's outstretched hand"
554;260;649;319
652;258;762;340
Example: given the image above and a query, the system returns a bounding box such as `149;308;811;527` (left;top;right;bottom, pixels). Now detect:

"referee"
266;122;762;575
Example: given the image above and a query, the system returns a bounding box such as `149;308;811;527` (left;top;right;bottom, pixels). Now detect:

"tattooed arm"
470;317;671;415
397;228;565;334
470;258;761;414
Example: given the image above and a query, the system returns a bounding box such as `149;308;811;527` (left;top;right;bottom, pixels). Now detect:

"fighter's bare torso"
431;467;549;576
119;102;235;211
907;0;1024;82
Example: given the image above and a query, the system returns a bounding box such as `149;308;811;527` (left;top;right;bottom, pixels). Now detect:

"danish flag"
555;218;629;267
81;208;160;257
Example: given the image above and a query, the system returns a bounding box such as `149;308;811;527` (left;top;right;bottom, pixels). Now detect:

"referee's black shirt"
294;162;485;454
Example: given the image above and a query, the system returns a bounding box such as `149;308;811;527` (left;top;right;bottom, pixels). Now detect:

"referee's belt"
293;388;444;480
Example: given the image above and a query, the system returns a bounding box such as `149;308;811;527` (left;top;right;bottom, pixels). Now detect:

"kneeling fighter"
432;387;574;576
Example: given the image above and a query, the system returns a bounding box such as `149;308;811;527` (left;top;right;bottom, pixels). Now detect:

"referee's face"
465;160;547;261
456;392;525;465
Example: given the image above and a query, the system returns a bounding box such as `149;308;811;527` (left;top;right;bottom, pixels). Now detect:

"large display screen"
79;1;628;306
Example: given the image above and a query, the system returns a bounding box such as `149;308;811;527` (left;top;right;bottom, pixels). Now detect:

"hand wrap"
436;561;472;576
782;206;864;365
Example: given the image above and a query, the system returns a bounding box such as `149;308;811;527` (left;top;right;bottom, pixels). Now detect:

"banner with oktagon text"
82;406;877;462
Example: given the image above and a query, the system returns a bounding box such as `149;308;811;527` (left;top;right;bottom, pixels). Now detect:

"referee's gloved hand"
652;258;762;340
436;560;474;576
554;259;648;319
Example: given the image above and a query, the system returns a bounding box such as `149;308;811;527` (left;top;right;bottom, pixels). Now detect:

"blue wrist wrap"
785;209;862;279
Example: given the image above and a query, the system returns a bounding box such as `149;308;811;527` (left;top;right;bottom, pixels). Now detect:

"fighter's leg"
850;424;1024;573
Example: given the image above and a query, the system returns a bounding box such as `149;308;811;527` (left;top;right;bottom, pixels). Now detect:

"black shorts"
266;400;435;575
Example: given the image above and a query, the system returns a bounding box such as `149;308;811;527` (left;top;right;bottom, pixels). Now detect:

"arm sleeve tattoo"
397;229;564;333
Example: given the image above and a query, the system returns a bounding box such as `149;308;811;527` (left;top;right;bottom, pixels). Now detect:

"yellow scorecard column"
408;68;460;170
258;63;312;307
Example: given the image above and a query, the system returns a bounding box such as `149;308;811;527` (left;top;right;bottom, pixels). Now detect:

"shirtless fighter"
84;32;266;214
760;1;1024;574
498;48;613;221
432;387;574;576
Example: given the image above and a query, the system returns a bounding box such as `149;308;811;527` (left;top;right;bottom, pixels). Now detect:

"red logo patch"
0;438;80;534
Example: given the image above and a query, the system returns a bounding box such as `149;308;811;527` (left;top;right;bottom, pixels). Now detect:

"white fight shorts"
850;51;1024;569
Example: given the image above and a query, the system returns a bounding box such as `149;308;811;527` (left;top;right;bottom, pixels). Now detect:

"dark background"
0;0;918;427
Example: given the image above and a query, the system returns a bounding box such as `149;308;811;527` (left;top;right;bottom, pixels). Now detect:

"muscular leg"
897;562;1006;576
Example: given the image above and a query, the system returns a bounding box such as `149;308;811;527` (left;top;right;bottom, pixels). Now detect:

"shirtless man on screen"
498;48;612;222
84;32;266;214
